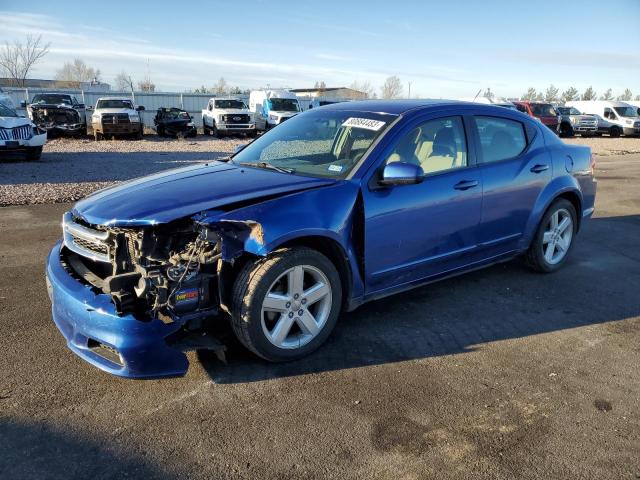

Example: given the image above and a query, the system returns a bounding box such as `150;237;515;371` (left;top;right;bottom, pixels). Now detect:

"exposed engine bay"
61;212;224;324
28;104;84;136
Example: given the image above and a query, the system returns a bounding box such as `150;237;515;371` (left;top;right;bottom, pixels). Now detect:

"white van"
566;100;640;136
249;90;301;131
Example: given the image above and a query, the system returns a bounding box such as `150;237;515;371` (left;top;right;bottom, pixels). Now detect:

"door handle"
530;164;549;173
453;180;479;190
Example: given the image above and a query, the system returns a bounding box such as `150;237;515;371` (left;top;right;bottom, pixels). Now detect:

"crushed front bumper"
46;241;189;378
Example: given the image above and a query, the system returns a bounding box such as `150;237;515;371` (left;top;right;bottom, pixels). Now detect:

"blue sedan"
46;100;597;378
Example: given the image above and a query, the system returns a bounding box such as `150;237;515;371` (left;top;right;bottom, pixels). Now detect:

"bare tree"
521;87;537;101
213;77;228;95
381;76;403;99
55;59;101;87
0;34;50;87
581;86;597;101
617;88;633;101
314;80;327;91
560;87;579;103
599;88;613;101
544;84;559;102
349;80;375;99
114;71;134;92
635;94;640;101
229;86;242;95
483;88;494;100
138;78;155;92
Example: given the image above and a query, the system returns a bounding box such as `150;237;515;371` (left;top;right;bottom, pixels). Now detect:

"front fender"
196;181;365;300
520;174;583;249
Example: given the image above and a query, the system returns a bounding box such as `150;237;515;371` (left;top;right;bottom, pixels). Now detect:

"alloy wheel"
542;208;573;265
260;265;332;349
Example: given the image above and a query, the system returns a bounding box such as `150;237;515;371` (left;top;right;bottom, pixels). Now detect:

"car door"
471;115;552;255
362;114;483;293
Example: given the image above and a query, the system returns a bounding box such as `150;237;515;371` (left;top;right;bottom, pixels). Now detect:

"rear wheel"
211;122;219;138
157;125;165;137
202;118;209;135
526;198;577;273
94;131;103;141
610;126;621;138
231;247;342;362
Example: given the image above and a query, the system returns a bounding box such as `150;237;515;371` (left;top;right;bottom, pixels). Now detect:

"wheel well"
279;236;352;311
556;191;582;230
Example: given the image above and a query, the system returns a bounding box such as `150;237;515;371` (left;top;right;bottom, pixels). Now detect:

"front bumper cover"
46;242;189;378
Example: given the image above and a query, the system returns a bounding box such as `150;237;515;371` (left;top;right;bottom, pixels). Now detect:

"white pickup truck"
201;97;256;138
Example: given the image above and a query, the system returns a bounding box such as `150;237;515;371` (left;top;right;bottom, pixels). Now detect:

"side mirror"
76;103;85;109
136;105;145;111
379;161;424;186
20;101;27;108
86;105;94;111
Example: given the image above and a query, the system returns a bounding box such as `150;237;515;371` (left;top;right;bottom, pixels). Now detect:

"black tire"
249;129;258;138
610;126;621;138
560;123;574;138
202;119;209;135
231;247;342;362
25;146;42;161
525;198;577;273
136;127;144;140
211;122;219;138
94;131;102;141
157;125;165;137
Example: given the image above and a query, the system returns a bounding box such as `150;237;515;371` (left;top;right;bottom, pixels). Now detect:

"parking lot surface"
0;148;639;479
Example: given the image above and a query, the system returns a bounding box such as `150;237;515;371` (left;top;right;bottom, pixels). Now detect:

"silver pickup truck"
556;106;598;137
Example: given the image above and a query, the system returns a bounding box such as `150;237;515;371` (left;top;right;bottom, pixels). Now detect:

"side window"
475;116;527;164
385;116;467;175
208;101;213;111
515;104;527;113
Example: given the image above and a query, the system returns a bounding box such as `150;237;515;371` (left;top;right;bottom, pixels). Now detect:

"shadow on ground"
0;418;177;480
197;215;640;384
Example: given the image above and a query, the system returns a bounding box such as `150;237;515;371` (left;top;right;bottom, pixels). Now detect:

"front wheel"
26;146;42;161
526;199;577;273
231;247;342;362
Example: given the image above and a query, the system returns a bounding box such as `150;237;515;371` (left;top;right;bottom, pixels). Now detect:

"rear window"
531;104;557;117
475;116;528;163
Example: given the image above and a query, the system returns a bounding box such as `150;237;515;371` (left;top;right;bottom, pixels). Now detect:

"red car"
513;101;560;134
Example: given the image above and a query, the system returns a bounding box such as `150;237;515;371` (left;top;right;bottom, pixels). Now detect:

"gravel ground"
0;136;245;206
1;135;639;206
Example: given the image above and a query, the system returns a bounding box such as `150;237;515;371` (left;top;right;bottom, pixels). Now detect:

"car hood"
216;109;250;115
30;103;76;110
95;108;135;115
72;161;335;227
0;116;32;128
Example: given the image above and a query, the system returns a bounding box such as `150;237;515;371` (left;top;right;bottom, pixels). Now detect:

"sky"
1;0;639;99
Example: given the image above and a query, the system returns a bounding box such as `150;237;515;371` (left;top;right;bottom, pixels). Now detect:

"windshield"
269;98;300;112
32;94;73;105
215;99;246;109
531;104;557;117
96;99;134;109
232;109;396;178
614;106;638;118
0;103;18;117
557;107;582;115
162;109;190;119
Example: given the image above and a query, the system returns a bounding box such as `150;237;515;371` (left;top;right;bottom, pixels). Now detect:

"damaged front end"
29;104;84;136
50;211;232;377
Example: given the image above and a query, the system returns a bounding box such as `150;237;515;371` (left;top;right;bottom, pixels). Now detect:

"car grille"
101;113;130;125
634;121;640;128
62;212;112;263
223;114;250;124
577;119;597;127
0;125;33;140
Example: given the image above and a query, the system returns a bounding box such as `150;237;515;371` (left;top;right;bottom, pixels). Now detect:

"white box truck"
249;90;301;131
566;100;640;137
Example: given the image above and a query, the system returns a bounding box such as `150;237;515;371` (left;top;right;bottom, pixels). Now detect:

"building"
0;78;111;91
290;87;367;100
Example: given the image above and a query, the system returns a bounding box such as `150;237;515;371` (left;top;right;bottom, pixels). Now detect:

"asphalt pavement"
0;153;638;479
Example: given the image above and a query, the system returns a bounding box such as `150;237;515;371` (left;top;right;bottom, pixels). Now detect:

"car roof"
320;99;517;115
96;97;133;101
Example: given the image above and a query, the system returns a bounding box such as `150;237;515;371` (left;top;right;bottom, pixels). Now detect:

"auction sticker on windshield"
342;117;386;131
